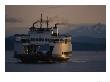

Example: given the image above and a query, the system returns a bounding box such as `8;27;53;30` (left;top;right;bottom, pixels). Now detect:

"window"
62;51;72;55
31;38;35;41
39;38;44;41
65;39;67;44
36;38;39;41
54;39;59;42
21;39;29;43
45;38;50;41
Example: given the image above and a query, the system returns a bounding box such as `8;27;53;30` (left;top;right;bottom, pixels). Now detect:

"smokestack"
53;23;59;36
57;26;58;36
55;23;57;28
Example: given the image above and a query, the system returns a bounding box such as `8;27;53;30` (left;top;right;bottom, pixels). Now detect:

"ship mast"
46;16;49;28
40;13;43;28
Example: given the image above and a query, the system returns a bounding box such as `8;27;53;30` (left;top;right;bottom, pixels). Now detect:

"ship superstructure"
14;14;72;63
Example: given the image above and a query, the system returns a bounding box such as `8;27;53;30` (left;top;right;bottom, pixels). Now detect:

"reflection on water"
5;51;106;72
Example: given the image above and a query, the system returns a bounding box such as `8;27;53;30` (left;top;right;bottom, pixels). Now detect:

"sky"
5;5;106;37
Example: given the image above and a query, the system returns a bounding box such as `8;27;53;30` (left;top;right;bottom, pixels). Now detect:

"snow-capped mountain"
69;23;106;38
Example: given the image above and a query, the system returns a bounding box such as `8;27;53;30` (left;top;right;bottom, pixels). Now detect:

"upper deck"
15;14;72;44
15;33;71;44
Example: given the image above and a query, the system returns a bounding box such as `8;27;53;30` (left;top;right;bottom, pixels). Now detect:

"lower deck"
14;52;72;63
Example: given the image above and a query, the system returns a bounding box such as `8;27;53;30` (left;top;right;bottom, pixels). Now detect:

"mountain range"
69;23;105;38
68;23;106;50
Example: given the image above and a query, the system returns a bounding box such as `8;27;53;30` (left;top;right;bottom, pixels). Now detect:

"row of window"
20;38;71;43
30;38;63;42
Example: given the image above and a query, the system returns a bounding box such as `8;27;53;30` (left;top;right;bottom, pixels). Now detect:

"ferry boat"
14;14;72;63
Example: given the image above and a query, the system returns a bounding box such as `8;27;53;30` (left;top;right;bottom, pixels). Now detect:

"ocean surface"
5;51;106;72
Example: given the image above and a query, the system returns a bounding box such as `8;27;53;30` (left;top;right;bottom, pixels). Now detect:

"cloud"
48;6;65;9
47;16;74;27
5;17;23;23
56;22;74;26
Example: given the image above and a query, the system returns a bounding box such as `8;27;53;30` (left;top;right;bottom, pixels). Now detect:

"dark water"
5;51;106;72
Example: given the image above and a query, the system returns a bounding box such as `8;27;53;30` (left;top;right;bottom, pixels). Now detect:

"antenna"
40;13;43;28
